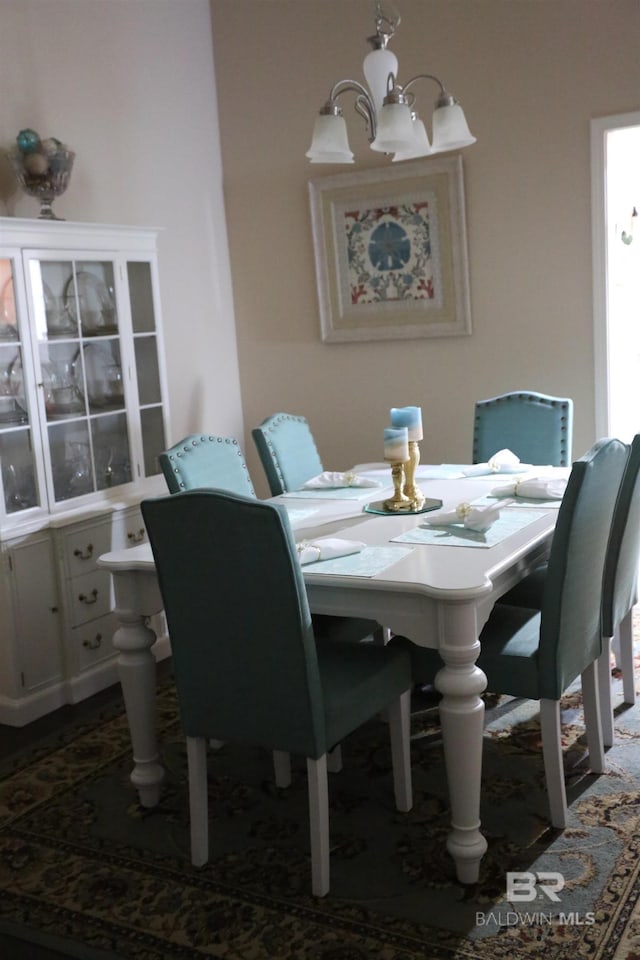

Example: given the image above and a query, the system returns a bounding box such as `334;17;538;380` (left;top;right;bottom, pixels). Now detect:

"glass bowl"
8;147;75;221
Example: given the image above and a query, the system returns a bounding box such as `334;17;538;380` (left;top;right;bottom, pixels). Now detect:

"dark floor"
0;932;78;960
0;665;439;959
0;681;124;760
0;663;174;959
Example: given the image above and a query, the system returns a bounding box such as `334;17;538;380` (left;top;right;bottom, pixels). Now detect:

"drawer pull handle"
127;528;146;544
73;544;94;560
78;588;99;605
83;633;102;650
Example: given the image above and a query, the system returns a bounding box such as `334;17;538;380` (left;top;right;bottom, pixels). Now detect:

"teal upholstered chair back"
252;412;324;495
141;489;331;757
160;432;378;647
602;434;640;637
473;391;573;466
159;434;255;497
537;437;628;698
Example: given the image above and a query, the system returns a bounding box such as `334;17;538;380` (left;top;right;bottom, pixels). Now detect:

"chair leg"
273;750;292;788
619;611;637;705
597;638;615;748
540;699;568;828
376;627;393;721
387;688;413;812
186;736;209;866
327;744;343;773
306;754;330;897
582;662;606;774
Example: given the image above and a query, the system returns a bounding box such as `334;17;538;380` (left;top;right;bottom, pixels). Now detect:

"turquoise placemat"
474;494;563;509
391;509;546;548
417;465;466;479
281;506;320;525
283;486;383;501
303;545;412;576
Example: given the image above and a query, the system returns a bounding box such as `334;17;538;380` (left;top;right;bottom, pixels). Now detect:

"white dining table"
97;467;564;885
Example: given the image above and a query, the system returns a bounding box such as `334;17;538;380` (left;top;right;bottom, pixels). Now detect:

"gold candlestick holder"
403;440;425;510
383;460;413;512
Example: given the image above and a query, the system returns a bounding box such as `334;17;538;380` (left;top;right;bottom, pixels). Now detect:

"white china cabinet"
0;219;171;725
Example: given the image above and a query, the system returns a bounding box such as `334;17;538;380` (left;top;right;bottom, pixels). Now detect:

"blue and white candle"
390;405;423;442
384;426;410;462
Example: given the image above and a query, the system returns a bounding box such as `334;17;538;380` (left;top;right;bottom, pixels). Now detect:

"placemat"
302;545;412;576
283;486;383;501
281;506;320;525
391;509;546;549
475;493;563;509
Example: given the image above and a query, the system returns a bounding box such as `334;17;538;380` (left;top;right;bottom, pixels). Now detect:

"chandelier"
306;1;476;164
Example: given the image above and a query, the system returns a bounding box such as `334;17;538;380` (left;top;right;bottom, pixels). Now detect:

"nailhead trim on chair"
473;392;571;466
166;435;254;492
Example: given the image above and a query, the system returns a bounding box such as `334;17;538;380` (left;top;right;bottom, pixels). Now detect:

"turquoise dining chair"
598;433;640;741
159;431;379;644
159;434;255;497
499;435;640;747
397;437;628;828
472;391;573;466
141;488;413;897
158;431;382;779
252;412;324;496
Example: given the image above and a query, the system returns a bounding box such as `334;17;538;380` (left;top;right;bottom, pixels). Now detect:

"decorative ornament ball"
24;152;49;175
40;137;62;157
16;128;41;154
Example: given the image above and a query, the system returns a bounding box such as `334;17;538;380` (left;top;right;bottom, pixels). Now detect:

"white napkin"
491;476;567;500
423;501;503;532
462;448;531;477
296;536;366;565
302;471;381;490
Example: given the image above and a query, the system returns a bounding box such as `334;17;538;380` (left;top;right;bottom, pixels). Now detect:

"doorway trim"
591;111;640;438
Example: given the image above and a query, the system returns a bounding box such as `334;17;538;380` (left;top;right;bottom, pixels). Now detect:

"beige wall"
211;0;640;495
0;0;244;446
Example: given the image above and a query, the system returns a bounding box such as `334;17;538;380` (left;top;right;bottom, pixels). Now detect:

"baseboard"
0;633;171;727
0;686;68;728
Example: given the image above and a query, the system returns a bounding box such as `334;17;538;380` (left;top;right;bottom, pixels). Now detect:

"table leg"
435;602;489;884
110;571;165;807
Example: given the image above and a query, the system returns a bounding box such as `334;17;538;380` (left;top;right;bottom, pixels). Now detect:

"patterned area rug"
2;657;640;959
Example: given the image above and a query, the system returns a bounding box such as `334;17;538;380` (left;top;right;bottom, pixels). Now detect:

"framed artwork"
308;156;472;343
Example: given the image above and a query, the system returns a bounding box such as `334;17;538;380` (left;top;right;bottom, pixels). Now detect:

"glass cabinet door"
29;257;133;504
127;260;166;477
0;226;168;523
0;257;41;515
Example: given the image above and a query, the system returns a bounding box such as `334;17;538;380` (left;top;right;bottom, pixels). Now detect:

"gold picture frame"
309;156;472;343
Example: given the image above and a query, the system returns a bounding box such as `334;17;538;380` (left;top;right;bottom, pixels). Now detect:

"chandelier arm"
401;73;450;105
354;95;377;140
326;79;377;140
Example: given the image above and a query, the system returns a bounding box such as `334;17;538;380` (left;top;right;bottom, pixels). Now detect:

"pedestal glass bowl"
8;146;75;221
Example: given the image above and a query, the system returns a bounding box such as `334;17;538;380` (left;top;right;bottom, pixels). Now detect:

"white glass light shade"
306;114;354;163
370;102;415;153
431;103;476;152
392;116;432;161
363;46;398;111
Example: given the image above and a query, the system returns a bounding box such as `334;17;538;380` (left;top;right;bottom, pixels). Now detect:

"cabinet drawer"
69;570;113;625
64;511;147;578
73;613;118;672
65;525;113;577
